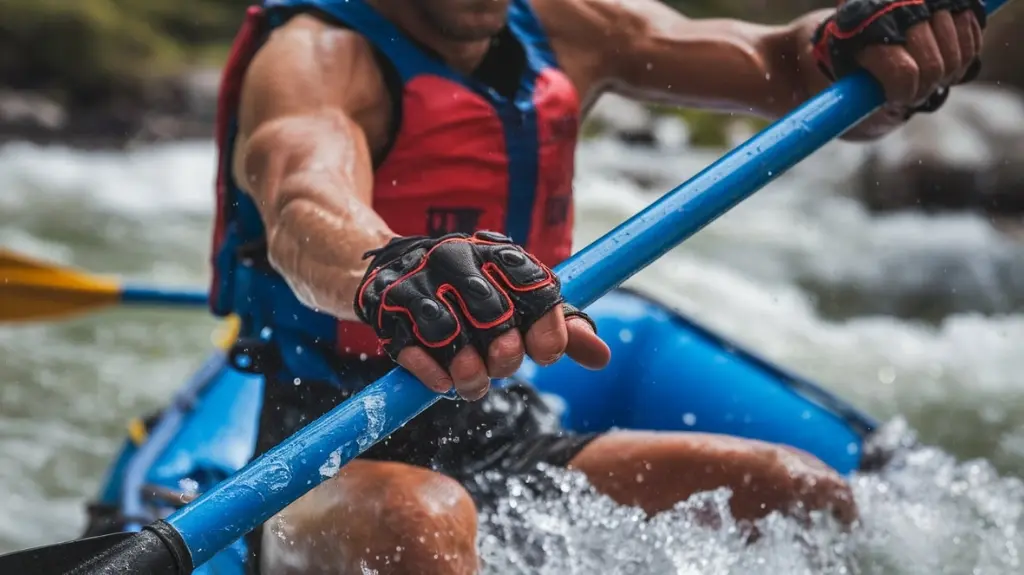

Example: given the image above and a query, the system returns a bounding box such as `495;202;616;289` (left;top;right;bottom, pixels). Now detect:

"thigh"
261;459;480;575
568;430;858;525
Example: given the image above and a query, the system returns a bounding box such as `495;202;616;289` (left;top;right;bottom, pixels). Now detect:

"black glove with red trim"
355;231;596;369
812;0;986;116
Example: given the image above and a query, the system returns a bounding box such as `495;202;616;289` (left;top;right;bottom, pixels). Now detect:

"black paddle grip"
67;520;192;575
0;519;194;575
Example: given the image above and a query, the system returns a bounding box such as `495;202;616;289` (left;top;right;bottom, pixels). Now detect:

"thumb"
565;316;611;370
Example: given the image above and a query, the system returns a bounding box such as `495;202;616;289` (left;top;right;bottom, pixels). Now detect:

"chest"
376;68;580;185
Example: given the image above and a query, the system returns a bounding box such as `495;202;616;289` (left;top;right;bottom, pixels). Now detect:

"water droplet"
878;366;897;384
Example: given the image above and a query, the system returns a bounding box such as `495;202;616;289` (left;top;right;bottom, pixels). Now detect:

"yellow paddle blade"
0;248;122;322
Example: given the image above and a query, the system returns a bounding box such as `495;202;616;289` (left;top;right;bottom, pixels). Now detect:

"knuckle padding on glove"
811;0;986;117
355;231;570;369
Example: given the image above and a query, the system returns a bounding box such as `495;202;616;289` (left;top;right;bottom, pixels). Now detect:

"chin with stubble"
419;0;512;41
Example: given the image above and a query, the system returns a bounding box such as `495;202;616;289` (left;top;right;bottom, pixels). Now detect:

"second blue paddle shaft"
120;285;207;306
165;0;1007;560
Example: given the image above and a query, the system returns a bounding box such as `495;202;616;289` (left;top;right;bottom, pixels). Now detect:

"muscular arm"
541;0;903;139
233;15;396;321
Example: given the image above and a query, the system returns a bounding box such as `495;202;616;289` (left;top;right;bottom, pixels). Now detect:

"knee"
262;461;480;575
699;437;859;526
572;432;858;526
762;443;859;525
372;464;480;573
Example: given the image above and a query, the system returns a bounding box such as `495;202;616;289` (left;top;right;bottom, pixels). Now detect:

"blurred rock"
0;68;220;148
651;115;691;151
0;92;66;134
855;84;1024;217
585;93;658;146
585;93;763;151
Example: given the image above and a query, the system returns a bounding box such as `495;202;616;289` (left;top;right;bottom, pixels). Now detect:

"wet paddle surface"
1;139;1023;573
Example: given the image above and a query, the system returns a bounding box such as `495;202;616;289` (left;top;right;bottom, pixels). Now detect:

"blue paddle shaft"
168;0;1006;565
120;286;207;307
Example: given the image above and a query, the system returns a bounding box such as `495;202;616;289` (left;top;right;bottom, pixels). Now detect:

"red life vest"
210;0;580;380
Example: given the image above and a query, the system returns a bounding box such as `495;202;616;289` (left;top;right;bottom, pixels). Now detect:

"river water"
1;135;1023;573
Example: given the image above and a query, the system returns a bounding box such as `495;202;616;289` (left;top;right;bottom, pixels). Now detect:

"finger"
564;317;611;370
952;9;977;62
929;11;962;86
967;9;983;57
903;22;945;102
857;45;918;106
486;329;525;379
397;346;454;394
524;306;569;366
447;346;491;401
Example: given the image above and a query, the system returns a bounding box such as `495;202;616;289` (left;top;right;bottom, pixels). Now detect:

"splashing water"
850;420;1024;575
476;420;1024;575
2;136;1024;573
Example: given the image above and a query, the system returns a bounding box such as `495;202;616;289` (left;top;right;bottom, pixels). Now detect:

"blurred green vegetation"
0;0;754;101
1;0;1018;148
0;0;250;104
0;0;775;146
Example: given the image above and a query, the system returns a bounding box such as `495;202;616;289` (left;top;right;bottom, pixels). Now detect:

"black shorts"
246;357;597;572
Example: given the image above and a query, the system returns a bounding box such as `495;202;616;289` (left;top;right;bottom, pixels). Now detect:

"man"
208;0;985;572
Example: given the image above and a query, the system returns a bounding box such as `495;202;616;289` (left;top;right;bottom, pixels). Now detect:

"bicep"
232;19;376;219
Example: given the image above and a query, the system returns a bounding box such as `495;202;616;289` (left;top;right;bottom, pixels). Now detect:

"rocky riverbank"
588;82;1024;218
855;85;1024;219
0;69;220;148
0;0;244;147
2;0;1023;224
3;0;1021;148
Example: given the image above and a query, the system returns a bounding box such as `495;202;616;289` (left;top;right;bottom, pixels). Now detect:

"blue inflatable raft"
89;289;876;574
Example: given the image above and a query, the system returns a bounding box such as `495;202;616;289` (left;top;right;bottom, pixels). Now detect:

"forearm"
753;12;828;118
590;0;905;140
267;186;396;321
240;115;395;321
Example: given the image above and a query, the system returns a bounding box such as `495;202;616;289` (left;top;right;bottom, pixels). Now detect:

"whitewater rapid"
1;138;1022;573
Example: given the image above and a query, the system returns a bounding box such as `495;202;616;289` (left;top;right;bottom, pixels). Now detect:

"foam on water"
1;140;1023;572
478;421;1024;575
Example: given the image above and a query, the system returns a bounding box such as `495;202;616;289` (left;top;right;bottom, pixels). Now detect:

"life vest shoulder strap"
508;0;560;71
